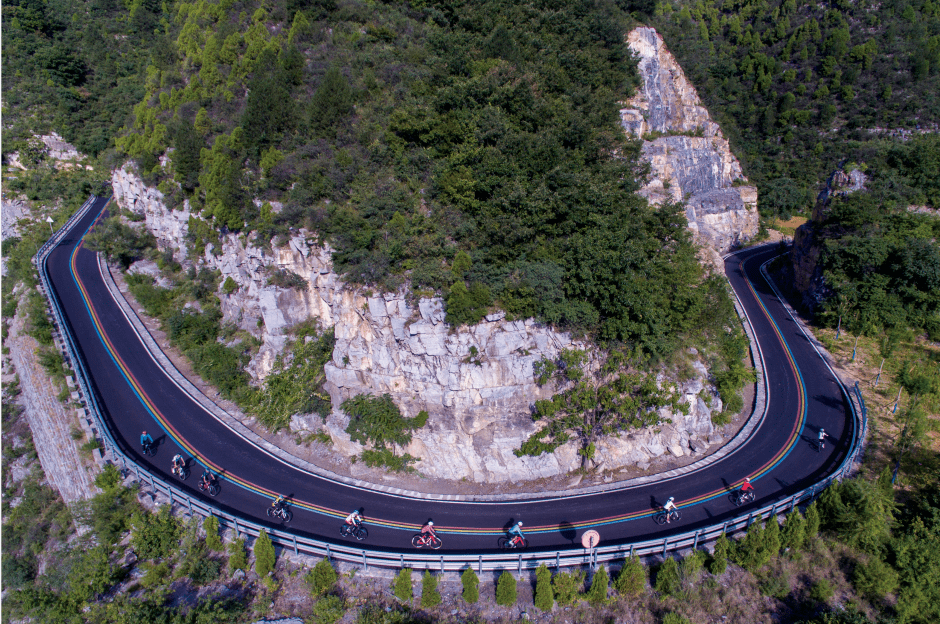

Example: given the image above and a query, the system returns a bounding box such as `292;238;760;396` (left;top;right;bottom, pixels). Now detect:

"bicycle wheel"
207;483;219;497
354;526;368;541
281;509;292;523
671;510;682;522
654;513;667;525
497;536;510;549
429;536;442;550
179;467;189;481
519;538;529;548
411;534;424;548
340;524;351;538
267;507;275;518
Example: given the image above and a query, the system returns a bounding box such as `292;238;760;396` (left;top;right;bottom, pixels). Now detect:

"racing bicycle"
412;533;442;549
498;535;529;549
654;509;681;525
340;522;369;541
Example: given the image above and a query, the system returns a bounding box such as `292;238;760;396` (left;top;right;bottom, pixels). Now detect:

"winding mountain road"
46;196;855;555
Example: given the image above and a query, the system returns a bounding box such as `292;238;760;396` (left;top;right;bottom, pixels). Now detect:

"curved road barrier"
35;196;866;569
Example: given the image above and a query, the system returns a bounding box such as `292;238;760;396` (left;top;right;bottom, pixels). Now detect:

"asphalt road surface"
46;196;854;555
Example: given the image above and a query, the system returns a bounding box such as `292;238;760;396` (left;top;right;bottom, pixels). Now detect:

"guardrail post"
400;554;404;568
555;552;560;570
362;551;367;571
629;544;634;558
518;554;522;574
149;472;154;489
187;496;192;515
662;538;667;556
693;531;699;550
234;517;240;538
293;534;298;555
168;489;173;506
440;556;444;573
478;555;482;575
326;545;331;560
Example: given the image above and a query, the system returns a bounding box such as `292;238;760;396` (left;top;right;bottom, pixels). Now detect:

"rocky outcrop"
791;168;868;311
621;27;759;260
111;166;724;483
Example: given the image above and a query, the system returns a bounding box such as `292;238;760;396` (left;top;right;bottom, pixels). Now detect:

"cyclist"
818;428;829;450
272;494;286;512
663;497;678;523
171;453;185;477
345;509;362;528
741;477;755;494
200;470;217;489
421;520;436;538
140;431;153;451
508;521;525;546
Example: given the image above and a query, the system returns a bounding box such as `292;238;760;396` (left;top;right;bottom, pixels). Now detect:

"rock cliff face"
791;168;868;310
108;32;758;482
621;27;759;260
112;165;726;482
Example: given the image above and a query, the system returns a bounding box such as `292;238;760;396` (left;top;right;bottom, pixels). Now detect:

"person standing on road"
818;428;830;450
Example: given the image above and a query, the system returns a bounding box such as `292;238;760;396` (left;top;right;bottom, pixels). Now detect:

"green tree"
130;505;180;560
253;530;276;577
655;557;681;597
421;571;442;608
710;533;731;575
461;567;479;603
533;564;554;611
394;568;413;603
309;67;353;138
203;515;223;551
586;566;609;605
307;558;338;597
764;514;782;560
228;537;248;573
553;569;585;605
853;555;899;601
805;502;821;542
614;555;646;596
781;508;806;551
495;571;517;606
342;393;426;451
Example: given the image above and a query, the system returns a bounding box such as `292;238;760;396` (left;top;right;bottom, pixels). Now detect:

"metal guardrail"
34;202;868;571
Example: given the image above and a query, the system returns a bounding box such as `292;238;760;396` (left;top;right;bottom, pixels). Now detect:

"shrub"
130;505;180;561
253;530;276;577
228;538;248;572
654;558;681;597
680;550;706;582
421;571;441;608
853;555;898;601
307;558;338;597
810;578;834;603
764;514;782;560
311;595;345;624
461;567;479;603
534;564;554;611
343;393;426;451
663;614;692;624
94;463;123;493
614;555;646;596
221;276;238;294
495;571;517;606
203;516;222;551
586;566;609;605
553;569;585;605
734;514;770;571
266;267;307;290
393;568;412;602
759;573;790;598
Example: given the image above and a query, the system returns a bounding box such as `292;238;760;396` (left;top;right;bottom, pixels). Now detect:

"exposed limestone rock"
621;27;759;262
111;166;192;261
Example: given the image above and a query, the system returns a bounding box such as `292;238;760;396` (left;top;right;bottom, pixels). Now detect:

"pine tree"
253;530;276;577
734;514;767;571
805;501;821;541
394;568;413;603
586;566;609;605
307;559;338;597
203;515;222;551
709;533;730;575
781;508;806;551
533;564;554;611
461;567;479;603
421;571;442;608
496;571;517;606
614;555;646;597
228;538;248;572
654;558;681;597
764;513;782;561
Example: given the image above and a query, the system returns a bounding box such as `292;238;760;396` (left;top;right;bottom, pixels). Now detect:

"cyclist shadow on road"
558;521;576;543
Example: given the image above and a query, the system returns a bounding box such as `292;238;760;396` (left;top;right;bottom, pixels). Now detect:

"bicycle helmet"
428;521;434;526
668;497;674;502
517;522;523;527
744;477;750;482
